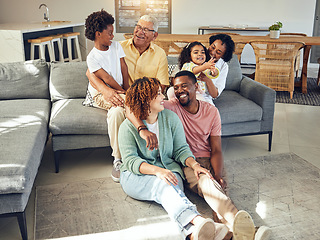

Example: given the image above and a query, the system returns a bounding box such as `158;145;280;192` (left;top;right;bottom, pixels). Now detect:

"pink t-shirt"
164;99;221;158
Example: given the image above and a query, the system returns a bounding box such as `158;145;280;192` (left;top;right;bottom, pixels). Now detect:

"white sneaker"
254;226;271;240
193;218;216;240
111;160;122;183
233;210;255;240
213;222;229;240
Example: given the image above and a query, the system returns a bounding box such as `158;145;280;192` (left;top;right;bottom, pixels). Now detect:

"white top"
214;58;228;97
86;41;126;96
181;58;228;103
146;120;160;157
146;120;160;142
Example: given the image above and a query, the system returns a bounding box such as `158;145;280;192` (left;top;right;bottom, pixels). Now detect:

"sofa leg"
54;150;61;173
17;211;28;240
268;131;273;151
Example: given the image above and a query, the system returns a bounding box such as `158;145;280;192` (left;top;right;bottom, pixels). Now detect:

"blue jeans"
120;170;199;239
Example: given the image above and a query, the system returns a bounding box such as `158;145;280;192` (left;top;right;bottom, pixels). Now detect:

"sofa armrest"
239;76;276;132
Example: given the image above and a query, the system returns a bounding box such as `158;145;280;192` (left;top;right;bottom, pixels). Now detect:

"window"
115;0;171;34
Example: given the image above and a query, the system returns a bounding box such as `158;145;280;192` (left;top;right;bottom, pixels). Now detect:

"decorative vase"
269;30;280;39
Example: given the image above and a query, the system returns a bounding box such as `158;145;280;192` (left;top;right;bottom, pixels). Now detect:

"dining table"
131;33;320;94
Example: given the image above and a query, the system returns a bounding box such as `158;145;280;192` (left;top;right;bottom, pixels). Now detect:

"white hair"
140;15;159;32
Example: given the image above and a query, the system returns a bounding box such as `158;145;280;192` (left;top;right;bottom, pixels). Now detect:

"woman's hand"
155;168;178;186
192;163;214;181
197;72;219;98
198;72;211;83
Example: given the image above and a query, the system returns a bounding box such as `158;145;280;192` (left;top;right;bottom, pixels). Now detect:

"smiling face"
190;44;206;65
172;75;197;107
96;24;114;50
133;19;157;49
208;39;226;61
149;86;165;114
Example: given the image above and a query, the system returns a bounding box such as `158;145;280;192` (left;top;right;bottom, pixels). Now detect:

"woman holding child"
168;34;235;105
118;77;229;240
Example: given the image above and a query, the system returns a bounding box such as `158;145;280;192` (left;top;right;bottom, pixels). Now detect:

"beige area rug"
34;177;211;240
35;153;320;240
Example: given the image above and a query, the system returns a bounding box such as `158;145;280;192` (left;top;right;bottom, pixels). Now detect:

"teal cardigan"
119;109;195;179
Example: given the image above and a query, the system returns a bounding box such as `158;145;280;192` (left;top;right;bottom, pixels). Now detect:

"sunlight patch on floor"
50;220;181;240
256;201;267;219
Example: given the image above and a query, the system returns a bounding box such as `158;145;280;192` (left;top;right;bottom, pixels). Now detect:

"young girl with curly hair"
167;42;219;104
119;77;229;240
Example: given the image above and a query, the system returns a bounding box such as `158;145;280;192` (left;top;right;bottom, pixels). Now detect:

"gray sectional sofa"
213;56;276;149
49;61;109;173
50;54;276;174
0;60;51;240
0;54;275;239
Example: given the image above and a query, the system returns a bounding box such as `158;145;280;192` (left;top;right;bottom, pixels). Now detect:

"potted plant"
269;21;283;39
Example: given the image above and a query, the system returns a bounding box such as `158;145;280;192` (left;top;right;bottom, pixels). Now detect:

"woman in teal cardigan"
118;77;222;240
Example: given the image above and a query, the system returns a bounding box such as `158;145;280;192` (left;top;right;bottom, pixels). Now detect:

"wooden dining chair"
234;42;247;62
249;40;305;99
281;33;307;78
123;33;186;55
123;33;133;39
266;33;307;77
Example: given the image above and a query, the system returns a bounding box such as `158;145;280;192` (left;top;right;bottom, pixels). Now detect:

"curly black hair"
85;9;114;41
178;41;211;69
126;77;161;120
209;34;235;62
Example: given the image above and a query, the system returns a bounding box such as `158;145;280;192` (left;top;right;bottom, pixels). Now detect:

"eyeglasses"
135;24;155;33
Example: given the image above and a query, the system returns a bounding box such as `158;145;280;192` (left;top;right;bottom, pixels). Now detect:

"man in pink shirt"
128;70;270;240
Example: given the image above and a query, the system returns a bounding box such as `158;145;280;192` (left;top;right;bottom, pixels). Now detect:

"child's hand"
202;58;216;70
210;67;218;77
102;89;125;107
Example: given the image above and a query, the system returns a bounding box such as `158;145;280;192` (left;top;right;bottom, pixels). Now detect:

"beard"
177;95;191;107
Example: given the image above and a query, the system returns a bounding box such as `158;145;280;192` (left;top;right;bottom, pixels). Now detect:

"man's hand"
155;168;178;186
102;88;125;107
215;176;227;190
139;129;158;150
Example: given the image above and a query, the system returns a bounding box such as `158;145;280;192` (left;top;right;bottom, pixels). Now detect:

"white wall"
0;0;317;65
0;0;317;38
172;0;316;36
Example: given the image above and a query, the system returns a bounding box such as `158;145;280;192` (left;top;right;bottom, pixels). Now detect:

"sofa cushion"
50;61;88;102
214;90;263;125
0;59;49;100
49;99;108;135
0;99;50;194
225;54;242;92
